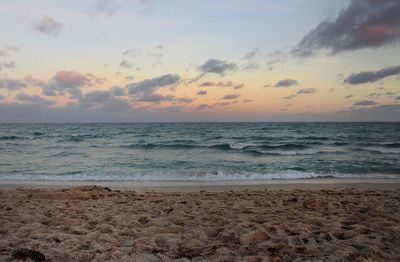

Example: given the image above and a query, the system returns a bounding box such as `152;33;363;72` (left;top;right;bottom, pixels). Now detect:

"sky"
0;0;400;122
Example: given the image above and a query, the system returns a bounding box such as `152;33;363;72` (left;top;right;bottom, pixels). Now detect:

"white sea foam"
0;171;398;181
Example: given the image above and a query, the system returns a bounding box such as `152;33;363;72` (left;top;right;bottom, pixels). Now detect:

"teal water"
0;123;399;181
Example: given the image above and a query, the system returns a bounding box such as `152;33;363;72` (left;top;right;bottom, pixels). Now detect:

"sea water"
0;122;399;181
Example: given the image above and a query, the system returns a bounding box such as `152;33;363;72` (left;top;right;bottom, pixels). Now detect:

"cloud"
216;81;233;87
6;45;20;53
110;85;126;96
195;104;213;110
283;94;297;100
243;48;259;60
15;92;55;105
137;93;174;102
0;77;27;90
243;62;260;70
273;79;298;88
0;94;4;100
283;88;317;100
120;59;133;69
127;74;180;95
34;16;63;37
77;90;131;112
43;71;103;98
196;90;207;95
48;71;87;95
233;83;244;89
3;61;16;69
125;75;134;81
336;104;400;121
198;81;214;87
297;88;316;94
222;94;240;100
353;100;379;106
25;76;47;87
294;0;400;56
175;97;193;103
198;59;237;76
79;90;111;107
242;49;260;70
95;0;124;15
353;100;378;106
343;65;400;84
344;95;354;99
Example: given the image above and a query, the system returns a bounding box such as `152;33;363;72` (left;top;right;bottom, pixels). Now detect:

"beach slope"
1;182;400;261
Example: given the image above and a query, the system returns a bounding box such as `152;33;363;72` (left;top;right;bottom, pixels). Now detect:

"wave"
0;135;26;141
351;147;400;154
0;171;398;181
243;144;309;151
122;143;202;150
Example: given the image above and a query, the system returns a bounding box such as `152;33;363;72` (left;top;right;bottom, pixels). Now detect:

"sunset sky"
0;0;399;122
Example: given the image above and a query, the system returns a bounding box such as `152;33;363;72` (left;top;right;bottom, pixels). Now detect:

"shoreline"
1;178;399;191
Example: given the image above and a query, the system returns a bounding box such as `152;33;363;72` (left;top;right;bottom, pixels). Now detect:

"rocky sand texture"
1;185;400;261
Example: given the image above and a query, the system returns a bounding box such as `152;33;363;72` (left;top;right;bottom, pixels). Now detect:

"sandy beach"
1;180;400;261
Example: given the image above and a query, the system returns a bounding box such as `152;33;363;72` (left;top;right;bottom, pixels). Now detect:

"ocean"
0;122;399;181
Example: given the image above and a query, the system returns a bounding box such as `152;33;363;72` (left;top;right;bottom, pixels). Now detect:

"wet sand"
1;181;400;261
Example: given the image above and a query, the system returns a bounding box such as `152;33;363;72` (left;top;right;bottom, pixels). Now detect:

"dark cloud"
198;59;237;76
120;59;133;69
353;100;379;106
25;76;47;87
110;85;126;96
137;93;174;102
123;48;141;57
0;77;27;90
78;90;111;107
125;75;134;81
15;92;55;105
273;79;298;88
3;61;16;69
47;71;88;97
243;62;260;70
195;104;213;110
368;92;382;98
34;16;63;37
0;94;4;100
297;88;316;94
241;49;260;70
233;83;244;90
127;74;180;95
343;65;400;84
155;105;182;113
196;90;207;95
344;95;354;99
335;104;400;121
198;81;214;87
45;71;104;97
175;97;193;103
222;94;240;100
283;94;297;100
395;96;400;100
214;102;231;107
294;0;400;56
216;81;232;88
243;48;258;60
283;88;317;100
243;99;253;103
77;90;131;113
